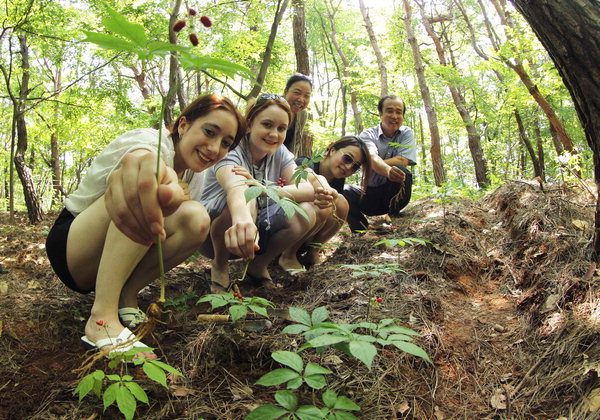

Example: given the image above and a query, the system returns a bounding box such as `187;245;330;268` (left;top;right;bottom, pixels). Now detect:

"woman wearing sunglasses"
279;136;372;269
199;94;335;292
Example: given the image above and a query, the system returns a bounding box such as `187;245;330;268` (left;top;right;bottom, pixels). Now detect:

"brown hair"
170;94;246;150
325;136;372;193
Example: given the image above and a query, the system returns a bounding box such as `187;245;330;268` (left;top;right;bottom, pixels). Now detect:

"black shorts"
45;208;92;294
256;200;288;254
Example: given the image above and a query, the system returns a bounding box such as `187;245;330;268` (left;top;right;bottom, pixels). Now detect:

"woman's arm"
216;165;259;259
278;164;316;203
105;149;186;245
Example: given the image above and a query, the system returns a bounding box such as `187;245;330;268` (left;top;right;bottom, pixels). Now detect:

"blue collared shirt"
358;123;417;187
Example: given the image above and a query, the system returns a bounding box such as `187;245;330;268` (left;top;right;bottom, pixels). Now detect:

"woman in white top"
46;94;245;355
199;94;335;292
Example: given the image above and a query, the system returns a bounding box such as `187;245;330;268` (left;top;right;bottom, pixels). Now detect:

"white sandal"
81;327;152;357
118;307;148;329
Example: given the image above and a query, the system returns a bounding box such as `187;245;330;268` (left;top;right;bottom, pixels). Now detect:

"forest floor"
1;180;599;420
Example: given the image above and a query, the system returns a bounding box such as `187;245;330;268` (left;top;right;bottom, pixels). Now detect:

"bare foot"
278;254;306;273
303;249;322;267
210;262;230;293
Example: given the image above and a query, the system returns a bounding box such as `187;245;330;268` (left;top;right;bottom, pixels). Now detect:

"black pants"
342;166;413;232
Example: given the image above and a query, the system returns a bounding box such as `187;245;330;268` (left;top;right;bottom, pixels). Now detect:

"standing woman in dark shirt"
283;74;313;153
281;136;372;269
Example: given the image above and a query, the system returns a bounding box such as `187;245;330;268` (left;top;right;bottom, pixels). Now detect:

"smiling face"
248;104;290;162
379;97;405;137
284;81;312;115
174;109;238;173
326;145;364;179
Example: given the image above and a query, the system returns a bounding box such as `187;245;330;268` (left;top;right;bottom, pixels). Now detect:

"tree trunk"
418;113;429;184
402;0;445;186
291;0;312;158
509;0;600;260
292;0;309;75
533;116;546;180
247;0;290;99
358;0;388;97
488;0;575;154
165;0;183;127
514;109;543;178
324;0;363;133
14;35;43;223
418;4;489;187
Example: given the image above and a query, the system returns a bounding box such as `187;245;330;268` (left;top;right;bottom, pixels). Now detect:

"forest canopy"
1;0;588;218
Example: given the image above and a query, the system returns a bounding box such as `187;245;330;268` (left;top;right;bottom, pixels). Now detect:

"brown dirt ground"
0;180;599;419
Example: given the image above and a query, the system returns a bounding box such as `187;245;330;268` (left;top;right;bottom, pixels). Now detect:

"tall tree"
358;0;388;97
324;0;363;133
416;1;489;187
402;0;445;186
247;0;290;99
509;0;600;259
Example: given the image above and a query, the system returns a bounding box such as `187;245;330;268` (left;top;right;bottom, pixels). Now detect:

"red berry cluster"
96;320;104;326
172;8;212;47
277;177;286;187
233;292;243;301
370;297;383;304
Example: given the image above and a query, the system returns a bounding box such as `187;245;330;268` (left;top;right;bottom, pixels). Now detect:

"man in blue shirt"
343;95;417;232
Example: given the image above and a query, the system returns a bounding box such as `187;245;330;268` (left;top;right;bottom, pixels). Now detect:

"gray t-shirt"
358;123;417;187
198;140;295;217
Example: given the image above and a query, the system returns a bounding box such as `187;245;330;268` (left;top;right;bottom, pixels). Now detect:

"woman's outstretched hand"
105;150;186;245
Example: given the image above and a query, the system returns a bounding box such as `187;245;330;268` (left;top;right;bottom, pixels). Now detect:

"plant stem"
155;95;168;303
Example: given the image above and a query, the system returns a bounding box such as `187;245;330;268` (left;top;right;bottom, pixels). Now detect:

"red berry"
377;297;383;303
189;33;199;46
390;226;397;230
96;320;104;326
173;20;186;32
188;8;197;16
200;15;212;27
233;292;239;297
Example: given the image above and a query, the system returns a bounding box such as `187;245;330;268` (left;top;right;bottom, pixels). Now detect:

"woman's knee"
168;201;211;245
334;195;349;220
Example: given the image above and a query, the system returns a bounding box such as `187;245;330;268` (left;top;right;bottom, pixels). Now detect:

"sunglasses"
257;93;288;104
341;153;362;172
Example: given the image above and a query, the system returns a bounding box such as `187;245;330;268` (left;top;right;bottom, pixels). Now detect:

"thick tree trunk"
291;0;312;158
514;109;543;178
14;35;42;223
292;0;309;75
358;0;388;97
510;0;600;259
247;0;290;99
325;0;363;133
403;0;445;186
418;5;489;187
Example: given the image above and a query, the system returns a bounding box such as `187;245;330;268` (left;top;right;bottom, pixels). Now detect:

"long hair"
170;94;246;150
324;136;372;193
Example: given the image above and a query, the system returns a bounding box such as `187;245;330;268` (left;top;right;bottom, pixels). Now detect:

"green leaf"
392;341;432;363
274;390;298;411
295;405;325;420
143;361;167;388
81;31;138;52
246;404;289;420
272;351;304;372
304;363;332;376
289;307;311;326
116;384;137;420
256;368;300;386
75;374;95;401
249;304;269;318
245;186;264;203
92;369;105;380
146;41;190;56
304;374;327;389
333;396;360;411
103;382;118;411
322;389;337;408
103;5;147;46
348;341;377;370
124;381;149;404
229;304;248;322
311;307;329;325
148;360;184;377
179;53;255;79
286;377;303;389
281;324;310;334
307;334;348;348
379;326;420;336
265;187;281;202
386;334;412;342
